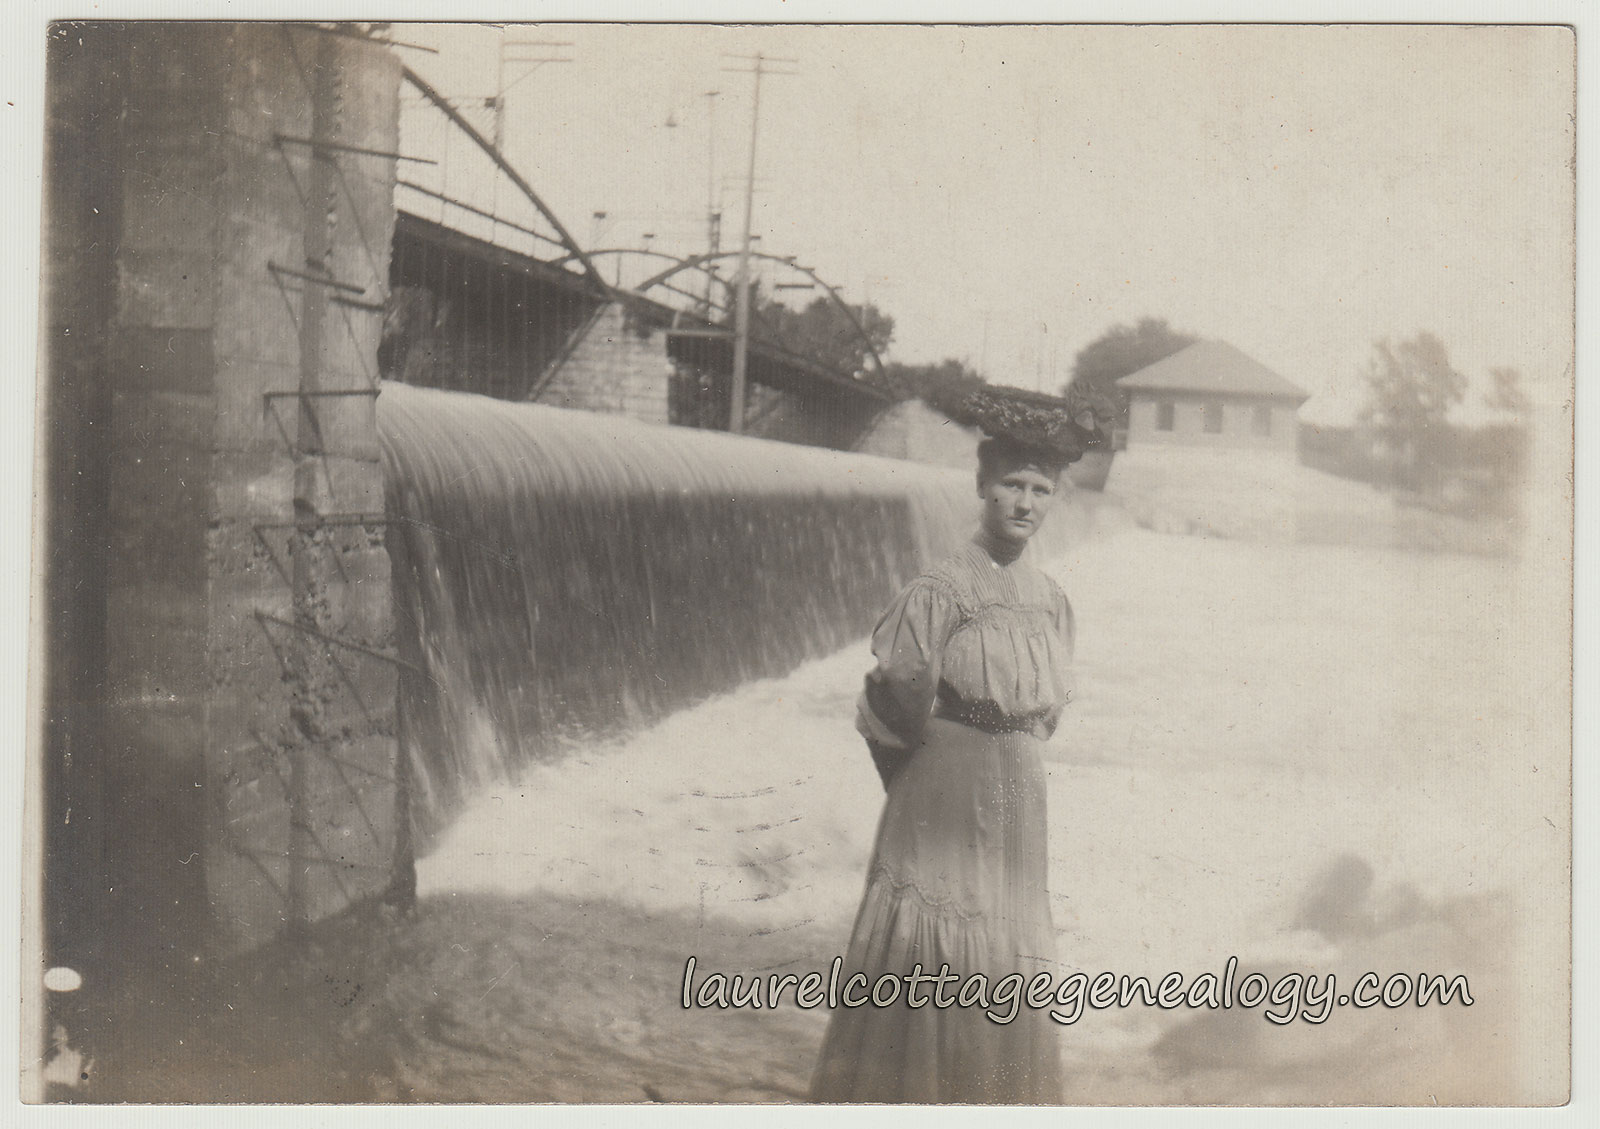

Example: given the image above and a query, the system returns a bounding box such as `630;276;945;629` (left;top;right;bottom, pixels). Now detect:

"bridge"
383;63;892;443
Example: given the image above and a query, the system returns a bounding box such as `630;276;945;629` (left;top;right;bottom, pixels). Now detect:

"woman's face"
978;465;1060;545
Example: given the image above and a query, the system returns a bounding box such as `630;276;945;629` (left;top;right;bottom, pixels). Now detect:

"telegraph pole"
723;53;795;434
703;90;722;316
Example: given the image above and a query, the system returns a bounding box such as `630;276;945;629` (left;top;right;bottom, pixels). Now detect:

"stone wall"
851;397;981;469
742;381;881;450
40;23;406;968
537;300;888;447
535;301;673;424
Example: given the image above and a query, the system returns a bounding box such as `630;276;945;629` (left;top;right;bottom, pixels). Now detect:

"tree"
873;357;985;403
736;285;895;377
1358;331;1467;491
1063;317;1199;430
1486;365;1530;417
1474;365;1531;500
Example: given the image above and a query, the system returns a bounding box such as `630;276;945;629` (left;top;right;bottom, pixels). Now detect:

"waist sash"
932;697;1053;736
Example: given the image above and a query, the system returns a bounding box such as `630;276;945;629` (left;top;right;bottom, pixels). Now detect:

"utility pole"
723;53;795;434
703;90;721;316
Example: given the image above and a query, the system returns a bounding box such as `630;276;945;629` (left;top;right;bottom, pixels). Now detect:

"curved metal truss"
396;62;883;381
397;65;609;293
555;247;887;377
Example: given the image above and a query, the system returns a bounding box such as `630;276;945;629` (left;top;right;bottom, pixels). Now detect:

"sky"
399;22;1573;425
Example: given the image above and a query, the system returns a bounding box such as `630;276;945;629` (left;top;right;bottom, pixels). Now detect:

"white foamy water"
418;522;1564;1092
406;454;1568;1087
415;637;889;940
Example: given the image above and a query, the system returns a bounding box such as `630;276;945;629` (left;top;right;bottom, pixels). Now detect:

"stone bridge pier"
38;20;410;1012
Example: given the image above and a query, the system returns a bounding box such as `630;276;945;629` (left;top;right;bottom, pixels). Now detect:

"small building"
1117;340;1307;455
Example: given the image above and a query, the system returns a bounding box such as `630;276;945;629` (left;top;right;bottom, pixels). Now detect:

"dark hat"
929;382;1107;468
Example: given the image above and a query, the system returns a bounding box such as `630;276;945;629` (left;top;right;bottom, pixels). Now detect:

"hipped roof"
1116;340;1308;402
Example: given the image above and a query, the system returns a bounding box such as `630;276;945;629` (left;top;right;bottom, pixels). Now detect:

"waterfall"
378;382;1025;846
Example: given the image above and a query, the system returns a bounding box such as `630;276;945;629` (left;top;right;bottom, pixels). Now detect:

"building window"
1156;401;1175;431
1252;405;1272;437
1203;401;1224;434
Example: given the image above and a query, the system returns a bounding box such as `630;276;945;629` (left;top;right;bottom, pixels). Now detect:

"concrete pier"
40;23;408;970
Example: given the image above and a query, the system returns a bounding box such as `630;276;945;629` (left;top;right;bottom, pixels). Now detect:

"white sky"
401;22;1573;424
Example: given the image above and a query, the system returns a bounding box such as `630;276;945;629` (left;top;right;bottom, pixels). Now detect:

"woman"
810;433;1075;1104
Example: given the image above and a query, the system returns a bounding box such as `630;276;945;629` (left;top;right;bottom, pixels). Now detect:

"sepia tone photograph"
19;7;1577;1109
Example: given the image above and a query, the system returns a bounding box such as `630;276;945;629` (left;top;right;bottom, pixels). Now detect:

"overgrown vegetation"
1301;331;1529;519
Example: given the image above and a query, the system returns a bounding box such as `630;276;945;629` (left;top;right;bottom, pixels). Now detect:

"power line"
493;39;573;149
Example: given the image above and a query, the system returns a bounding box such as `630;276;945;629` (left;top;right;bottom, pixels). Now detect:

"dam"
34;22;1082;1008
378;381;1001;845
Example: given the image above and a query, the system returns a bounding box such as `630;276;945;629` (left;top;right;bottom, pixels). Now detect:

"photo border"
2;1;1588;1124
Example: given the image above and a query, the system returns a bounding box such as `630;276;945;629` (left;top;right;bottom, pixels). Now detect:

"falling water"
378;382;1060;846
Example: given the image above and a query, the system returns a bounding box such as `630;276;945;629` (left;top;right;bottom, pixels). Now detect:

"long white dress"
811;531;1074;1104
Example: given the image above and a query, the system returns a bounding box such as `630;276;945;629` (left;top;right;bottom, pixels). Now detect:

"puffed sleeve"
1033;583;1078;741
854;577;962;754
1054;583;1076;660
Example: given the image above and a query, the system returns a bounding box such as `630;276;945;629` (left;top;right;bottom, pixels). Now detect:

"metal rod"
655;278;726;311
250;524;295;589
401;65;609;294
252;512;389;531
330;293;388;313
397;181;566;253
262;388;381;415
263;389;382;396
254;611;420;672
635;249;885;376
667;327;736;339
287;22;440;54
267;260;368;295
274;132;437;165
